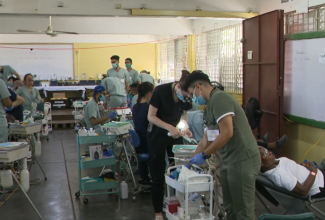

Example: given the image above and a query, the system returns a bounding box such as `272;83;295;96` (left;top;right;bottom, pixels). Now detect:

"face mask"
126;63;131;68
176;91;184;101
100;94;106;101
8;83;13;87
193;88;207;105
112;63;118;69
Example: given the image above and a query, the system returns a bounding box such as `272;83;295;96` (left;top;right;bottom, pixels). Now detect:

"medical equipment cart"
0;142;43;220
75;133;119;204
45;102;53;133
165;165;214;220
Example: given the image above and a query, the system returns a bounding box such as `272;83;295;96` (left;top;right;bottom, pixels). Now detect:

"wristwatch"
202;152;211;160
310;171;317;177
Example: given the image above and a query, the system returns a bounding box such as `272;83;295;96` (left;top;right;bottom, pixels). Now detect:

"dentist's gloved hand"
184;163;191;169
107;111;117;119
5;106;14;112
189;152;206;165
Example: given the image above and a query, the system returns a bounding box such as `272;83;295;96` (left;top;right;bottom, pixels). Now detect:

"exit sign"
281;0;289;2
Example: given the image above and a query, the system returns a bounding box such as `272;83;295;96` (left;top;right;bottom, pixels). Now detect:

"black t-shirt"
7;88;24;122
149;82;192;131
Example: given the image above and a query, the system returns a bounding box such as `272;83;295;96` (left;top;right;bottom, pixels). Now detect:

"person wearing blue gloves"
181;71;260;220
83;85;117;132
0;79;13;143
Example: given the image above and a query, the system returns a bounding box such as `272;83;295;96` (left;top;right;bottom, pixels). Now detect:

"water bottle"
1;170;13;188
35;138;41;157
20;158;30;192
120;181;128;199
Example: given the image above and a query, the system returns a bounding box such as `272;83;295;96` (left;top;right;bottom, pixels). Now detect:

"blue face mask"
176;91;184;101
100;94;106;101
193;88;207;105
126;63;131;68
112;63;118;69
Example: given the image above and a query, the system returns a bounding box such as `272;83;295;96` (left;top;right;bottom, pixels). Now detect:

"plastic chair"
79;80;87;85
128;129;151;196
88;80;95;85
258;213;316;220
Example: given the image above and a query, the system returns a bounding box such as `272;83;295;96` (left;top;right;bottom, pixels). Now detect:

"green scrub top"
140;73;155;85
128;69;140;84
84;98;101;131
204;89;258;169
0;65;17;87
101;77;126;97
0;79;11;125
106;68;129;89
16;86;41;114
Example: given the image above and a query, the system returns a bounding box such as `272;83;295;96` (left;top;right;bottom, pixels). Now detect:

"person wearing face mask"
106;55;130;93
147;70;193;220
125;58;140;85
0;79;13;143
83;85;117;132
181;70;260;220
101;76;127;108
7;76;16;89
139;70;155;85
0;65;21;87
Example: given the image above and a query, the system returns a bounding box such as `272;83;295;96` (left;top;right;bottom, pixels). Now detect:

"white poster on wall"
296;0;309;13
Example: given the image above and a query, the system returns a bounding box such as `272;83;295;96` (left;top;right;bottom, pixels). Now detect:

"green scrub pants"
219;153;260;220
0;126;8;143
108;96;127;108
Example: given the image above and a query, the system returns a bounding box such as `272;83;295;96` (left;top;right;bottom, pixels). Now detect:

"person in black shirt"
132;82;154;185
6;88;24;122
147;70;192;220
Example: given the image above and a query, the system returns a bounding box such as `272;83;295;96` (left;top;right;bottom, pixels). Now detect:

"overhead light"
187;17;198;19
176;16;184;19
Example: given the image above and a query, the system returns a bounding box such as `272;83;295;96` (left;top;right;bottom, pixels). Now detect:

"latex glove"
107;111;117;119
189;152;206;165
184;163;191;169
168;126;183;139
183;128;193;138
5;106;13;112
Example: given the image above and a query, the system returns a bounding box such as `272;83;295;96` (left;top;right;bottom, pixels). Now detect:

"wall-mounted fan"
245;97;263;139
17;16;78;37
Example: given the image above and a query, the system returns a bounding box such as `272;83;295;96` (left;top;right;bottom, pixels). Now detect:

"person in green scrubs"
182;71;260;220
0;79;13;143
125;58;140;85
83;85;117;132
101;77;127;108
16;74;43;115
0;65;22;87
106;55;130;92
140;70;155;85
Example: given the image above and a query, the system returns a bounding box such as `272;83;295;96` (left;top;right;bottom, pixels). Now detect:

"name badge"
207;129;219;141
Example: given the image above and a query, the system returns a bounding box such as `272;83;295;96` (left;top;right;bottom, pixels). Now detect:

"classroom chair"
256;175;325;219
258;213;316;220
50;81;58;86
79;80;87;85
88;80;95;85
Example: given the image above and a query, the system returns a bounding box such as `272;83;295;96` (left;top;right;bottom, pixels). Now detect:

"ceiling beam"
131;9;258;19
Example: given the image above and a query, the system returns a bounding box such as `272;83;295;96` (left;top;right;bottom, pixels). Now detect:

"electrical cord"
302;130;325;161
283;116;294;123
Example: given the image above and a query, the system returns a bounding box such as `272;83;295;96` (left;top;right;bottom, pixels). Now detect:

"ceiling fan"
17;16;78;36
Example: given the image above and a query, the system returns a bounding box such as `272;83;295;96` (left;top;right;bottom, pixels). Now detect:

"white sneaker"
155;216;164;220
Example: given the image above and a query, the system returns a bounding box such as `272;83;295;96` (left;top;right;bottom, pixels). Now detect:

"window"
174;38;187;81
284;4;325;34
195;24;243;94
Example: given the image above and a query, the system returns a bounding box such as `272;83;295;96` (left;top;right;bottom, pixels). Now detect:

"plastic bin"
165;197;180;214
172;145;197;166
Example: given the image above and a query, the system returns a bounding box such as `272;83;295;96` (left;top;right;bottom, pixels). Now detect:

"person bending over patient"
132;82;154;185
259;146;325;197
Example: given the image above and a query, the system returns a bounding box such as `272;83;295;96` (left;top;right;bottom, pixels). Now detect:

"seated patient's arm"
292;162;317;196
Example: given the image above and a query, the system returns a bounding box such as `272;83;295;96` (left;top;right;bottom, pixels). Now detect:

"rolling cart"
165;165;214;220
44;102;53;133
75;133;119;204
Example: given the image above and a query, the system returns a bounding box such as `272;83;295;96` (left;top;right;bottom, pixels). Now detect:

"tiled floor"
0;129;323;220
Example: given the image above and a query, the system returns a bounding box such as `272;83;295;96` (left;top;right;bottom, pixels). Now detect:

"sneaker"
274;135;287;155
155;216;164;220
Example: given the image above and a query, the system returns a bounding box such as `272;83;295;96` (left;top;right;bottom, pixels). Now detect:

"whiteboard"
0;44;74;81
284;38;325;122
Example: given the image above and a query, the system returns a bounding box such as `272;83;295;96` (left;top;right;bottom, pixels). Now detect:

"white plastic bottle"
120;181;128;199
1;170;13;188
35;139;41;157
20;158;30;192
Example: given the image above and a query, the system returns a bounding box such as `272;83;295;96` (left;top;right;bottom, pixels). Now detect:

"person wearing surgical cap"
83;85;117;132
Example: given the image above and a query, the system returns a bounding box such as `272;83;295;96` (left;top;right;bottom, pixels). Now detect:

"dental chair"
256;175;325;219
128;129;151;197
